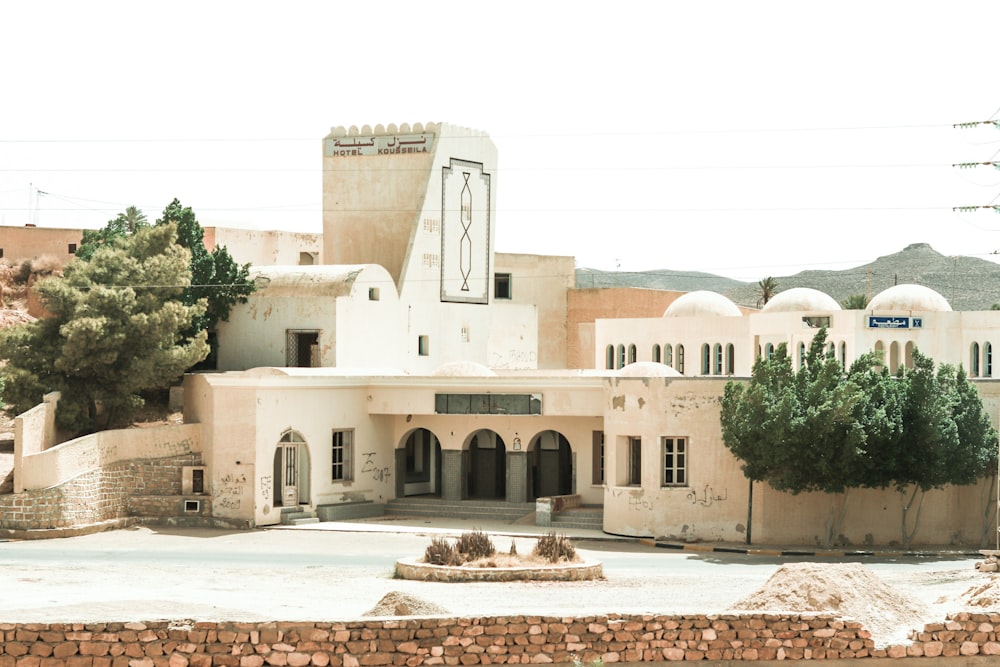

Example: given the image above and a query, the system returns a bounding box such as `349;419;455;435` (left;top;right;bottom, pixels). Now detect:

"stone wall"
2;612;999;667
0;453;204;532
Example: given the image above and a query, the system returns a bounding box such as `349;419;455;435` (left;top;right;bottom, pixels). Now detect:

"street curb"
653;540;984;558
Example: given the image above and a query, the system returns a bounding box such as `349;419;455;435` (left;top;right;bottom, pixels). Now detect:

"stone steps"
385;497;535;523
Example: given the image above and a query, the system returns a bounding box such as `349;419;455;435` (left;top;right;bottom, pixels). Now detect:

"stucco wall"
0;225;81;263
1;613;998;665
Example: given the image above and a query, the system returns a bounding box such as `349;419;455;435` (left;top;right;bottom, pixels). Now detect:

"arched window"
701;343;711;375
677;345;685;373
827;342;835;357
726;343;735;375
713;343;723;375
904;341;914;370
765;343;774;360
971;342;981;377
839;342;847;368
798;342;806;369
986;342;993;377
628;344;637;365
605;344;615;370
617;344;626;369
652;344;661;363
874;340;885;366
665;344;673;366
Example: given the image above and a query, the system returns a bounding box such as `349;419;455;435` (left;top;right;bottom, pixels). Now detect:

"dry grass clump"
533;532;576;563
456;529;496;561
424;535;459;566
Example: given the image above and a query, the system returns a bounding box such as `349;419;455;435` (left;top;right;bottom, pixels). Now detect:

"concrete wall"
0;225;81;263
206;228;322;266
1;612;998;665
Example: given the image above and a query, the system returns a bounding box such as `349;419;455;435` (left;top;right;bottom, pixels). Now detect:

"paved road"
0;524;983;626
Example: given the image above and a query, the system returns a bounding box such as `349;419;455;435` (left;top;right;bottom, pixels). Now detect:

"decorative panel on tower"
440;159;491;304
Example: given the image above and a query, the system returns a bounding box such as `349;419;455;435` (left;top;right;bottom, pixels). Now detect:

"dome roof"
761;287;841;313
617;361;683;378
868;284;952;313
430;360;498;377
664;291;742;317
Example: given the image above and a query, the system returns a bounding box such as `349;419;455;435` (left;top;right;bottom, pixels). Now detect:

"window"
68;243;77;254
627;436;642;486
701;343;710;375
605;345;615;370
661;437;687;486
368;287;380;301
798;342;806;369
331;430;353;481
665;344;673;367
494;273;512;299
286;330;320;367
987;342;993;377
617;344;626;369
765;343;775;360
652;344;661;363
713;343;723;375
418;335;430;356
0;248;4;259
677;345;685;373
840;342;847;368
592;432;604;485
972;342;981;377
627;344;637;365
726;343;735;375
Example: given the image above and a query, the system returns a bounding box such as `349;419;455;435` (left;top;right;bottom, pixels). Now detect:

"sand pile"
961;574;1000;609
729;562;930;647
363;591;450;617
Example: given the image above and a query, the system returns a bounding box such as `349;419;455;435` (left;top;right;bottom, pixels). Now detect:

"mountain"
575;243;1000;311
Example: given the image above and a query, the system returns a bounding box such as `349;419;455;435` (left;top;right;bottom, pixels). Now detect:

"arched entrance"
466;429;506;499
529;430;572;500
400;428;442;496
273;430;311;507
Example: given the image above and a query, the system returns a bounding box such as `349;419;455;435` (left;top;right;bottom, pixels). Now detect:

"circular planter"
394;557;603;582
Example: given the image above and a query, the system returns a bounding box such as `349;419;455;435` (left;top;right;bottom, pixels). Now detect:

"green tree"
756;276;778;309
722;329;867;546
841;294;868;310
76;206;150;261
156;199;253;334
0;223;209;433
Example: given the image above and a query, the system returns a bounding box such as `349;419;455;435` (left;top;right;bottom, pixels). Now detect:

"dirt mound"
960;574;1000;609
729;562;930;647
363;591;450;617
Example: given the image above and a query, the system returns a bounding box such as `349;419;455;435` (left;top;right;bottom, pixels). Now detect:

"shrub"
424;536;458;566
533;531;576;563
455;529;496;561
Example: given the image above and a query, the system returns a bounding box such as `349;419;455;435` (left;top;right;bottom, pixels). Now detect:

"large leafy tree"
157;199;253;335
723;332;998;548
0;223;209;433
77;200;253;334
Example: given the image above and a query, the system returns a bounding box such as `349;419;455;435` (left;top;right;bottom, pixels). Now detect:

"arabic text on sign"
324;134;433;158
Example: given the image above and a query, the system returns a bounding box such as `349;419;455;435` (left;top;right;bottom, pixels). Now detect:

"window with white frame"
627;436;642;486
661;437;687;486
713;343;723;375
701;343;710;375
665;344;673;366
677;345;685;373
652;344;661;363
331;430;353;481
592;431;604;485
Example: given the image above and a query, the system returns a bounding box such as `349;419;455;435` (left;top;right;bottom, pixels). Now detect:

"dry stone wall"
2;612;1000;667
0;453;203;532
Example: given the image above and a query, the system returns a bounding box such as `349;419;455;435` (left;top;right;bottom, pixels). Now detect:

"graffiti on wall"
686;485;728;507
259;475;273;500
215;472;247;510
361;452;391;483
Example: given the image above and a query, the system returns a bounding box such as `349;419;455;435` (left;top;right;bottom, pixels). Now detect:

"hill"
576;243;1000;311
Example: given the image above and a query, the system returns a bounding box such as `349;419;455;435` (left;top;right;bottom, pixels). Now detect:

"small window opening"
68;243;77;254
369;287;380;301
494;273;512;299
418;335;430;356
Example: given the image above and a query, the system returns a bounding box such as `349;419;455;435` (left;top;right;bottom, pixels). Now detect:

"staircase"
280;506;319;525
550;505;604;531
384;497;535;524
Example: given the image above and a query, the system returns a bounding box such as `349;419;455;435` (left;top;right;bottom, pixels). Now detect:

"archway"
466;429;506;499
273;430;311;507
529;430;572;500
400;428;442;496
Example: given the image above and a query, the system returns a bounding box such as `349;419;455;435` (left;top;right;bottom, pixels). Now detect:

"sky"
1;1;999;282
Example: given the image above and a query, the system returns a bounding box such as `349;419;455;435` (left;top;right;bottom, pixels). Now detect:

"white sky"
2;1;999;282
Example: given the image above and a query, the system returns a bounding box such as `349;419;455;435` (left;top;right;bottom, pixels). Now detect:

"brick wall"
2;612;999;667
0;453;203;531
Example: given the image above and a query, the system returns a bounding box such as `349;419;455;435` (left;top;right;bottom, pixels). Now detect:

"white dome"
664;291;742;317
761;288;841;313
617;361;683;378
430;360;498;377
868;284;951;313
